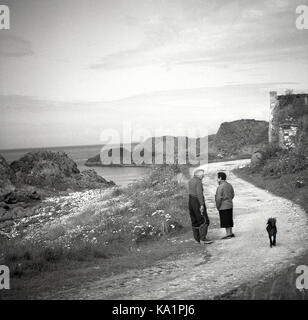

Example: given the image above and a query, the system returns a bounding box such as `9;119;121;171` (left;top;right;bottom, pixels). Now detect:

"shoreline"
84;156;252;168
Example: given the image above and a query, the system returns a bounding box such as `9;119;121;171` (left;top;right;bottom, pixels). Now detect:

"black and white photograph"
1;0;308;304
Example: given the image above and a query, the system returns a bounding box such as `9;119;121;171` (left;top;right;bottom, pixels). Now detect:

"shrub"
262;144;282;161
110;187;122;197
262;150;308;176
44;224;66;241
41;247;64;262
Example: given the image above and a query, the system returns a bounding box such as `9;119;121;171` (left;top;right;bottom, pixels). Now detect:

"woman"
215;171;235;239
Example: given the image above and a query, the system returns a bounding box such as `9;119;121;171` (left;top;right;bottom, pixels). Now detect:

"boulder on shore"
77;169;115;189
251;151;264;167
3;187;41;204
85;154;101;166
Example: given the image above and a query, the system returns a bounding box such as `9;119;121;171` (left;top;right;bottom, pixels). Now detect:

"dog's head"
267;218;277;226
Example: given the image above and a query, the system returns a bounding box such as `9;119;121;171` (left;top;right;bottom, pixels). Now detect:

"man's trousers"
188;195;210;242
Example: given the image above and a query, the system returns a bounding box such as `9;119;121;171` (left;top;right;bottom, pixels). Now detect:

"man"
215;171;235;239
188;169;213;244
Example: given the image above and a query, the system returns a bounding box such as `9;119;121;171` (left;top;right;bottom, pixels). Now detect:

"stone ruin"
269;91;308;149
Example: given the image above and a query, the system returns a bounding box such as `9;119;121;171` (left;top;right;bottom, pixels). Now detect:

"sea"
0;144;150;187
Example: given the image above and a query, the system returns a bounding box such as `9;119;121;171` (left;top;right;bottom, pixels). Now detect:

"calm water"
0;145;150;186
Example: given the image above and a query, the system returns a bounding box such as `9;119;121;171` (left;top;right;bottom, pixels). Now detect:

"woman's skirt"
219;208;233;228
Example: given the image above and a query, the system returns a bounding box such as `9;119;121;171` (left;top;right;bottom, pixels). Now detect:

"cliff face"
209;119;269;157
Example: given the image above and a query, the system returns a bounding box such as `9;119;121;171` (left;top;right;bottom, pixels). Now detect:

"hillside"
210;119;269;157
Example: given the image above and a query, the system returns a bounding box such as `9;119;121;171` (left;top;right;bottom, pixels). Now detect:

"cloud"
89;13;184;70
266;0;291;10
89;49;150;70
88;0;307;71
0;34;34;57
173;43;308;68
89;30;308;71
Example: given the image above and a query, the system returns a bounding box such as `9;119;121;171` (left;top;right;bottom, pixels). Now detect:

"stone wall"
269;91;280;145
268;91;308;149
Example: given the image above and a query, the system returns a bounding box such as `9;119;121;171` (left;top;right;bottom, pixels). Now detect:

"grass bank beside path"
234;167;308;215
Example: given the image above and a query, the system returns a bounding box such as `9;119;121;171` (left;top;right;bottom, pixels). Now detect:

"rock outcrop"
11;151;115;191
72;169;115;189
11;151;79;188
0;155;16;202
85;154;101;166
0;151;115;228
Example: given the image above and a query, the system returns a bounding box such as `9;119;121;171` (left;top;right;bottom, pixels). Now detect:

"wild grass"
0;165;190;277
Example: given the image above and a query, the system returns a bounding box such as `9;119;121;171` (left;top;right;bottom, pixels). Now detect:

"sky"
0;0;308;149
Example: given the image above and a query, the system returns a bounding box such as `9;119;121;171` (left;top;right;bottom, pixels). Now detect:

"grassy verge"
0;165;194;298
216;252;308;300
223;165;308;300
233;166;308;214
0;233;206;299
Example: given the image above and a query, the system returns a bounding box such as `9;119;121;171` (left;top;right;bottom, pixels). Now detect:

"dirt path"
39;160;308;299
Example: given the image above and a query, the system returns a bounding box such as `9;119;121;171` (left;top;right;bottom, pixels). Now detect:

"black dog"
266;218;277;248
